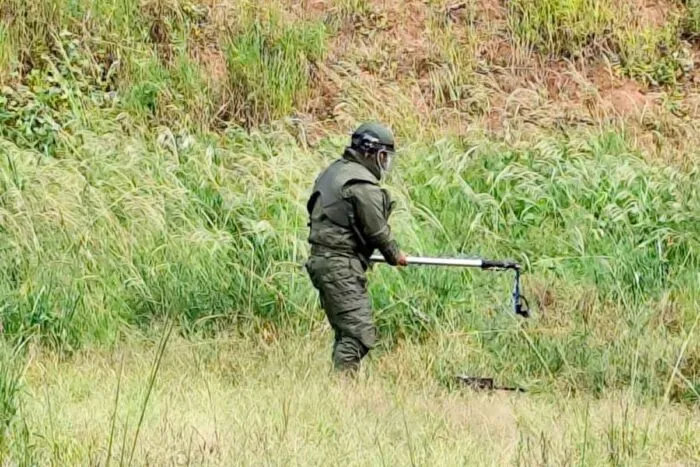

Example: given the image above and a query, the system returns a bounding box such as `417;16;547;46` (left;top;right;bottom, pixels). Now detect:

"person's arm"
348;183;407;266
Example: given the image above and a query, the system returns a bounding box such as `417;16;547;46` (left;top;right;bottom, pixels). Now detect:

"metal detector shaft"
369;254;519;270
369;253;530;317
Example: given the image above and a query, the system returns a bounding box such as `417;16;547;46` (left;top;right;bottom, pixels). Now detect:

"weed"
224;9;327;126
0;30;117;156
333;0;373;20
682;0;700;42
508;0;615;58
616;22;691;87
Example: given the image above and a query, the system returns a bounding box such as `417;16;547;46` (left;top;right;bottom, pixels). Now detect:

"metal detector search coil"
369;254;531;318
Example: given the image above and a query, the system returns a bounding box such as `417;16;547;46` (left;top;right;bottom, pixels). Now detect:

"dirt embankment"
10;0;697;161
258;0;696;162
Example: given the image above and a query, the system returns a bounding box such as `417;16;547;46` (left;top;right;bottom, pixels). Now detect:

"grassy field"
1;0;700;464
5;332;700;465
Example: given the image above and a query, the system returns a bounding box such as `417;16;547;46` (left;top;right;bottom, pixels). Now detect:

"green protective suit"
305;148;401;372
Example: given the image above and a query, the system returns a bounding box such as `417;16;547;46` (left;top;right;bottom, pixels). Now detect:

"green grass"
426;9;480;111
224;9;327;126
616;21;690;87
332;0;374;21
3;333;699;465
506;0;695;86
0;342;24;454
1;0;700;462
681;0;700;42
508;0;615;58
1;119;699;401
0;24;14;84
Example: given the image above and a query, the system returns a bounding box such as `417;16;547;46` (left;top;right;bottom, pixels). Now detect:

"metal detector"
369;253;531;392
369;254;531;318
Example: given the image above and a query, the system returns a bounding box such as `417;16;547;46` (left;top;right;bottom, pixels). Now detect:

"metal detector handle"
369;254;530;318
369;254;519;270
369;255;482;268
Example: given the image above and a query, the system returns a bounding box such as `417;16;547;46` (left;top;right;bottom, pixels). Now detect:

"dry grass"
3;0;700;162
274;0;700;165
4;331;699;465
2;1;700;464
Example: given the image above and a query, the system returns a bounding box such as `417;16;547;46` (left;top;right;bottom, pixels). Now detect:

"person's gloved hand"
397;252;408;267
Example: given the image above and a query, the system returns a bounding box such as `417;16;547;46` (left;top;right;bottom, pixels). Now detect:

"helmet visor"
377;148;394;172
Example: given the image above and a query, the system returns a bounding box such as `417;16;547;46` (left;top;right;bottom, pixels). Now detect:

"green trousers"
305;254;377;372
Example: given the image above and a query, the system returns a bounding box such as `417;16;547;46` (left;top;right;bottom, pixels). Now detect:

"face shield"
376;146;395;175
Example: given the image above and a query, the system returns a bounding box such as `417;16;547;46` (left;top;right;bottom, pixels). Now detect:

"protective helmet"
350;122;395;155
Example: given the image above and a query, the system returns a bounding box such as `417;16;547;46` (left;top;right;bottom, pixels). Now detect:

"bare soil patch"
175;0;700;160
623;0;678;29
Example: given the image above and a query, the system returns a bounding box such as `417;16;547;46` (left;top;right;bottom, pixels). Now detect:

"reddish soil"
171;0;694;155
625;0;677;29
602;81;654;116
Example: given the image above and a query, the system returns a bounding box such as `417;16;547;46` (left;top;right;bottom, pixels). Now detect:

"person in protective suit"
305;122;408;373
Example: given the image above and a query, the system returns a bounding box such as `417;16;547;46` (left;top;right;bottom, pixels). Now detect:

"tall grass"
0;1;700;463
6;334;700;464
329;0;374;25
507;0;694;85
0;0;328;132
508;0;615;58
0;0;699;415
0;24;14;84
1;118;699;401
224;10;327;126
684;0;700;40
426;9;479;112
0;342;25;455
616;19;690;87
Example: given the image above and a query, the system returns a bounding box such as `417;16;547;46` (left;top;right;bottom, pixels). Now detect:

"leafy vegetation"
507;0;615;58
682;0;700;41
0;0;699;463
1;103;698;399
224;11;327;125
507;0;697;86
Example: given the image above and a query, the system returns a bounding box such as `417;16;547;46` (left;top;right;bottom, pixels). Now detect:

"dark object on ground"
455;375;527;392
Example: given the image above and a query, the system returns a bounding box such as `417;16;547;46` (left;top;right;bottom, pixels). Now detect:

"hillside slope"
0;0;699;464
3;1;700;159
